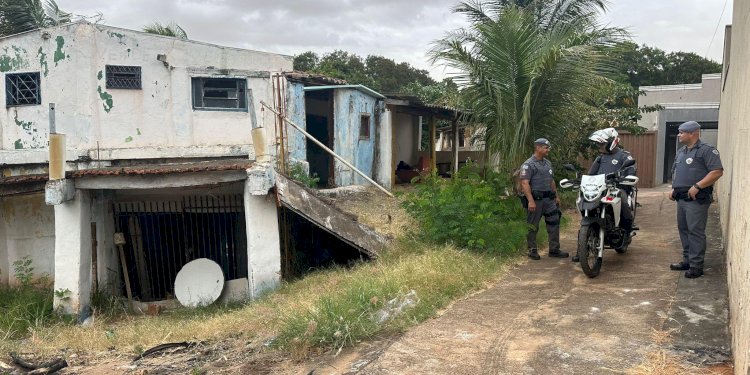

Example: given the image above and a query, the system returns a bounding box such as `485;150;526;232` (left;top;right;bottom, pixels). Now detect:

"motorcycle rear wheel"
578;224;602;278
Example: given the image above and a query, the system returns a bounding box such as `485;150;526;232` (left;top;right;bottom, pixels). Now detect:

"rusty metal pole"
274;75;287;173
91;223;98;294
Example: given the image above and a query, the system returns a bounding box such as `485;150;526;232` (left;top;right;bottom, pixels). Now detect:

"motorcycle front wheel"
578;224;602;278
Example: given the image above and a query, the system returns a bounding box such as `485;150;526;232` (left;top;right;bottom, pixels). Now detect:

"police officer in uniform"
572;128;638;262
519;138;569;260
669;121;723;278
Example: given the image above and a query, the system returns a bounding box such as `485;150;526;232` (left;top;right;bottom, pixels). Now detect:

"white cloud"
60;0;732;80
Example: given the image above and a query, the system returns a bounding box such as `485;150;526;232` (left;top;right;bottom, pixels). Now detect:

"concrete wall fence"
716;1;750;373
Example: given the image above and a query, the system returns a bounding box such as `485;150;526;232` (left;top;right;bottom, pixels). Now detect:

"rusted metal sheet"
274;171;387;258
283;71;347;86
0;180;45;196
619;131;657;188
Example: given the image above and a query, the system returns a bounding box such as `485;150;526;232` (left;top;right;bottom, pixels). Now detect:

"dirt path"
290;186;730;374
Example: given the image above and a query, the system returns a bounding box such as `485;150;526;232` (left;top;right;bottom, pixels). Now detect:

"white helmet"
589;128;619;152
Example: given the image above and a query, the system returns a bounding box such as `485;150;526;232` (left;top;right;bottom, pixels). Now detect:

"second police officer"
669;121;723;278
519;138;569;260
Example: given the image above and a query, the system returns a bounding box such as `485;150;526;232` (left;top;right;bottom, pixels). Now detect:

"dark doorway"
306;114;332;187
113;195;247;302
664;121;718;182
277;207;370;279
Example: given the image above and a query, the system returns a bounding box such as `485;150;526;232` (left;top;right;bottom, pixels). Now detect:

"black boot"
549;250;569;258
528;248;541;260
685;268;703;278
571;255;580;262
670;262;689;271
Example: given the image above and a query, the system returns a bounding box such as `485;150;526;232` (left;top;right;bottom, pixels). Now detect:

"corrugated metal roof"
283;71;348;86
303;84;386;99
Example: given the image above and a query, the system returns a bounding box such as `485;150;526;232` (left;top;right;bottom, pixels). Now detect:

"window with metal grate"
6;72;41;106
106;65;142;89
191;77;248;111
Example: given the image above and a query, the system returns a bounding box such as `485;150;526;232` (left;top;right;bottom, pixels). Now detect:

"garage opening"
278;206;370;279
113;194;247;302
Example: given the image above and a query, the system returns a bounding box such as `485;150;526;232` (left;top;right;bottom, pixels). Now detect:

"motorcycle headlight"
583;192;599;201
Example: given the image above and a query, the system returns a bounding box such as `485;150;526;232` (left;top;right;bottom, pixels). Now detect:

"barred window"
6;72;41;106
106;65;142;89
359;114;370;139
191;77;247;111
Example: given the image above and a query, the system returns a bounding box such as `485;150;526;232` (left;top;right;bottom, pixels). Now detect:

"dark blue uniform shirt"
671;140;723;188
519;156;554;192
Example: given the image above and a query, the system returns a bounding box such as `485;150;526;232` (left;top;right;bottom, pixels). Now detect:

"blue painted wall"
333;89;377;187
286;82;307;162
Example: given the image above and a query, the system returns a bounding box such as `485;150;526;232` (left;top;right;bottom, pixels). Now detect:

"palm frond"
431;0;628;169
142;22;188;39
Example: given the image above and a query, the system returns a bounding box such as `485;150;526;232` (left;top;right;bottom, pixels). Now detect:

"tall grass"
274;238;509;357
16;238;513;358
0;285;56;342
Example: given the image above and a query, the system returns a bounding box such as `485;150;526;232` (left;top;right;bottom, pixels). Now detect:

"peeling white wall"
243;181;280;297
0;194;55;285
392;112;419;167
0;21;292;163
53;189;92;315
717;2;750;373
0;200;7;284
376;109;393;188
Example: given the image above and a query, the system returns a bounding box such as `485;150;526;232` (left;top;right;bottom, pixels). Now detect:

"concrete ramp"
274;171;388;258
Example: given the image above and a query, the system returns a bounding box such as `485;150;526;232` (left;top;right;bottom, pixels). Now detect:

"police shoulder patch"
612;159;619;165
712;149;720;155
522;164;529;169
548;169;553;175
627;155;634;160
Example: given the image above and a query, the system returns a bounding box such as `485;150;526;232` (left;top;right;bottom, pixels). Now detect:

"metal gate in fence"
113;195;247;302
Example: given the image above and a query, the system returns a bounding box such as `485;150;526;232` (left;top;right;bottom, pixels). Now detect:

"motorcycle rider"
572;128;636;262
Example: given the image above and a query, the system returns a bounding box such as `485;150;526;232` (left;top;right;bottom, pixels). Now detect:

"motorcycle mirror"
563;164;577;172
559;179;574;189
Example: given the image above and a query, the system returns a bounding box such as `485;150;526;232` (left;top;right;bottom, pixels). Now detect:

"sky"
60;0;733;80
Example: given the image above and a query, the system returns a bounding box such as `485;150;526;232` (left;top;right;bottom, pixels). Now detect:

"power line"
705;0;730;60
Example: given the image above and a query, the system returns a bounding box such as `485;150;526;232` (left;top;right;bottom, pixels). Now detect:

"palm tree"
0;0;71;37
430;0;625;169
142;22;188;39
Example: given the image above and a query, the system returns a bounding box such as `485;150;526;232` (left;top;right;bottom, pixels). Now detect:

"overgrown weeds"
0;283;56;342
16;237;513;359
401;165;528;254
274;238;508;357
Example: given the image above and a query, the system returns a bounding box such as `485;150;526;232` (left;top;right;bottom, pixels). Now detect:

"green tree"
612;41;721;87
401;79;461;107
552;82;661;166
364;55;434;93
292;50;438;93
142;22;188;39
430;0;626;169
0;0;70;37
293;51;319;71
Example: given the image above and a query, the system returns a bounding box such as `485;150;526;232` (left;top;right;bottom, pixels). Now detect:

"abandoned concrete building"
0;21;388;316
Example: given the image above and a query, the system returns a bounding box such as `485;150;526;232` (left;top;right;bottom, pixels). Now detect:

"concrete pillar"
53;189;92;316
0;198;8;285
243;179;281;298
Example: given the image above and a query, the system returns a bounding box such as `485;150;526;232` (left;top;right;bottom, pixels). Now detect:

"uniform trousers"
676;199;710;270
526;197;561;252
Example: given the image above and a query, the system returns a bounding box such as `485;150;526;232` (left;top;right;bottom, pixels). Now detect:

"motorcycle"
559;159;638;278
